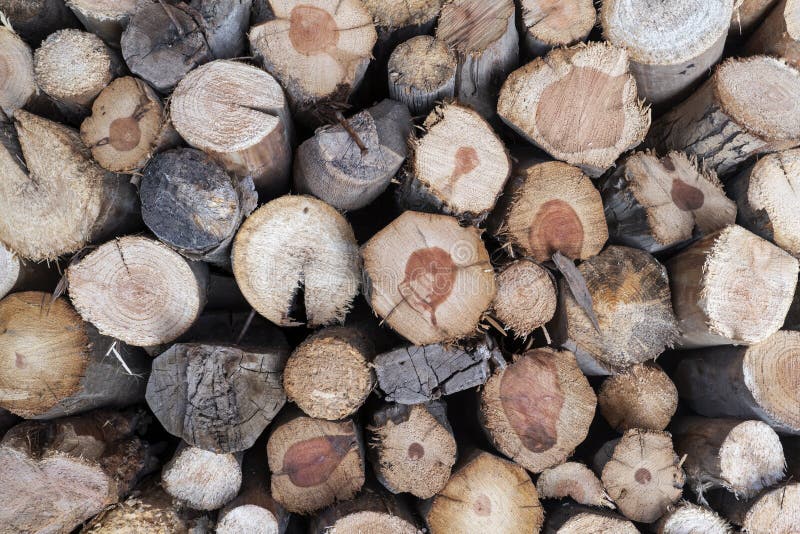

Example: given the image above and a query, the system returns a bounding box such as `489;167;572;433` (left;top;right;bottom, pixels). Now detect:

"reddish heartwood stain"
108;117;141;151
289;5;338;55
399;247;457;326
635;468;652;484
14;352;24;369
499;350;564;452
670;179;705;211
473;494;492;517
530;199;584;259
407;442;425;460
443;146;480;194
281;434;355;487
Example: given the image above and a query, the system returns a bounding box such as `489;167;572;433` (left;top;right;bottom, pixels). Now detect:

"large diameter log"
746;0;800;68
554;246;678;375
666;224;798;347
0;27;35;117
602;151;737;253
520;0;595;57
0;409;152;533
368;402;457;499
267;411;365;514
121;1;212;93
536;462;614;509
171;59;293;198
422;449;543;534
161;443;243;511
656;502;731;534
67;0;137;46
373;339;498;403
0;292;149;419
361;211;495;344
0;111;140;261
498;42;650;177
232;195;360;327
67;236;209;347
728;148;800;257
295;99;411;211
248;0;377;125
33;29;122;121
731;0;780;37
80;76;178;173
0;243;60;300
647;56;800;176
671;416;786;498
712;482;800;533
674;330;800;434
387;36;456;116
398;102;511;223
140;148;257;265
593;429;685;523
598;363;678;432
435;0;519;119
544;504;638;534
492;259;557;337
284;327;373;421
0;0;80;46
601;0;734;105
479;348;596;473
147;340;289;454
310;483;421;534
491;160;607;262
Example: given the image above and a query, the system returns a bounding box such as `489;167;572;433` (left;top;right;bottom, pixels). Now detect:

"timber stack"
2;0;800;532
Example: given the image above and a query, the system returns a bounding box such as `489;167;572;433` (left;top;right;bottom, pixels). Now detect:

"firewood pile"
2;0;800;532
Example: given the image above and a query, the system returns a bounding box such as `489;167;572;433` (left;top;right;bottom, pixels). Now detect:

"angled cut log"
67;0;138;46
536;462;614;509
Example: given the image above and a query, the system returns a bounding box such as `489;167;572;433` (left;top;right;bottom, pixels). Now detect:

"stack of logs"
2;0;800;532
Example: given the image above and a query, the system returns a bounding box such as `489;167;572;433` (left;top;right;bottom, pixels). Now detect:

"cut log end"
739;483;800;533
657;502;732;534
492;260;557;336
387;36;456;116
0;27;35;117
479;348;596;473
536;462;614;508
598;364;678;431
311;484;421;534
545;504;638;533
217;504;283;534
362;0;444;28
520;0;596;55
162;445;243;511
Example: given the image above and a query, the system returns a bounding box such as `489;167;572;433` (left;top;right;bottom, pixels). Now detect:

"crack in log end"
530;199;584;259
281;434;356;487
289;5;338;55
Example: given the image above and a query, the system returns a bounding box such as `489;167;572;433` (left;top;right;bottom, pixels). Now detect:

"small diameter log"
284;327;373;421
80;76;178;173
248;0;377;125
498;42;649;177
656;501;731;534
492;259;557;337
399;102;511;223
33;29;121;120
714;482;800;533
536;462;614;509
602;151;737;253
294;99;411;211
147;340;289;454
368;401;457;499
0;27;35;117
423;449;543;534
674;330;800;434
554;246;678;375
0;292;149;419
374;339;498;403
67;0;137;46
601;0;733;105
435;0;519;118
0;243;60;300
593;429;685;523
387;36;457;116
666;224;799;347
67;236;209;347
492;160;607;262
232;195;360;327
479;348;596;473
310;483;421;534
171;59;293;198
647;56;800;176
731;0;780;37
140;148;257;265
0;111;140;262
746;0;800;68
361;211;495;344
121;1;212;93
671;416;785;498
544;504;638;534
267;411;365;514
190;0;253;59
0;409;151;533
217;442;289;534
728;148;800;257
0;0;80;46
598;363;679;432
162;443;243;511
520;0;596;57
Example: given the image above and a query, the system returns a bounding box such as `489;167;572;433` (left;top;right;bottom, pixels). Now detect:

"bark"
745;0;800;68
161;443;243;511
387;36;456;116
190;0;252;59
0;0;80;46
520;0;596;57
535;462;614;508
66;0;138;46
294;99;412;211
730;0;780;37
310;483;421;534
0;27;35;117
598;363;678;432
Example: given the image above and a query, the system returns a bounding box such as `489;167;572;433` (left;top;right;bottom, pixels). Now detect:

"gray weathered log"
190;0;252;59
0;0;80;46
